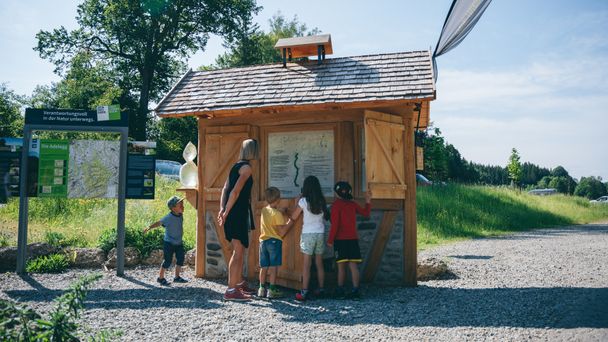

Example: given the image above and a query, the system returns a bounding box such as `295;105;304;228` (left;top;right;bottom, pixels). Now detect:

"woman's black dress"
222;160;255;248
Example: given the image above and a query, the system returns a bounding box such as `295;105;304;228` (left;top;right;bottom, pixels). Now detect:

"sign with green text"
37;140;69;197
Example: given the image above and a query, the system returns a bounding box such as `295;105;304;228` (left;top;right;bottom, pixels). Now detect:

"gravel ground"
2;222;607;341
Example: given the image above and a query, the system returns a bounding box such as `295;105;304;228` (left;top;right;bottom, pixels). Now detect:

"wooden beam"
157;98;434;119
402;115;417;287
338;121;354;185
247;125;260;281
195;119;207;277
362;211;398;282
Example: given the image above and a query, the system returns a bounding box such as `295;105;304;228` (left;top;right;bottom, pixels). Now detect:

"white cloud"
432;55;608;180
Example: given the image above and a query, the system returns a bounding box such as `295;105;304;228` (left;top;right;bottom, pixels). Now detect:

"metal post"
116;129;128;276
16;129;31;273
317;45;322;65
282;48;287;67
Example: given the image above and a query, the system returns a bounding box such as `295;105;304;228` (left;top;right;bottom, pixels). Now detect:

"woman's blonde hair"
239;139;259;160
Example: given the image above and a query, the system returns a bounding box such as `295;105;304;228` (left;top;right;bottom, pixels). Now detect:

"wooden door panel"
364;110;407;199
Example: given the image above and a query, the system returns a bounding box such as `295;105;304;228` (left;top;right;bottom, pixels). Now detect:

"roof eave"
156;96;436;119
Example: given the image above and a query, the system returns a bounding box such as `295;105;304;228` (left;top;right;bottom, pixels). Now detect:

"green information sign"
37;139;69;197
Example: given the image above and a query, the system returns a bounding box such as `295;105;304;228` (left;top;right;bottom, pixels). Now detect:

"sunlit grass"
417;184;608;249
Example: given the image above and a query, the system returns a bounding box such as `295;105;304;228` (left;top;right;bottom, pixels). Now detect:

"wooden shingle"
155;50;435;117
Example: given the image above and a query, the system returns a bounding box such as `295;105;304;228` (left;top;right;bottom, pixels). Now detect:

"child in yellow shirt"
258;187;294;298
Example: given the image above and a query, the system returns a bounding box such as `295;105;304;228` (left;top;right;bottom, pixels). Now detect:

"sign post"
16;108;129;276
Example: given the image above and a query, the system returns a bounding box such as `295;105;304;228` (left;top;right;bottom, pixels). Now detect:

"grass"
0;176;196;249
417;184;608;249
1;180;607;251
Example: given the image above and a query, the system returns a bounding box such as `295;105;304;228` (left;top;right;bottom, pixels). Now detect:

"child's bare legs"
159;266;166;280
337;262;347;287
348;262;360;288
259;267;268;285
301;253;312;290
175;265;181;278
228;239;245;288
314;254;325;288
269;266;278;285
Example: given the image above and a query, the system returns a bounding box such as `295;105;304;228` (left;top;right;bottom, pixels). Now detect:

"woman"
218;139;258;301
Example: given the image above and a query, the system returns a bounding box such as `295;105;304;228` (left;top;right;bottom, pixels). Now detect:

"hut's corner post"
403;112;417;287
195;118;207;278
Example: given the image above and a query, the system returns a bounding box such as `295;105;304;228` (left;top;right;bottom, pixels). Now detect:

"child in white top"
290;175;330;301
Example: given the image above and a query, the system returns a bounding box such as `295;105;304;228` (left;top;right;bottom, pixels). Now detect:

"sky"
1;0;606;181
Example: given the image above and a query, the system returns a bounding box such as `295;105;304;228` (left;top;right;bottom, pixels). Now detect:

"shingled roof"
155;50;435;117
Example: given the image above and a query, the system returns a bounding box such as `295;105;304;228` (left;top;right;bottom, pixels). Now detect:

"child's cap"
167;196;184;209
334;181;353;200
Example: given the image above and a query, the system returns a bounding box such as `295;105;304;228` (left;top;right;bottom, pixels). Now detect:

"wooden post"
402;113;417;286
195;118;207;277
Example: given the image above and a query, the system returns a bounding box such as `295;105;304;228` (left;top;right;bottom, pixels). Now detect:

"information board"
268;130;334;197
3;138;155;199
0;138;22;203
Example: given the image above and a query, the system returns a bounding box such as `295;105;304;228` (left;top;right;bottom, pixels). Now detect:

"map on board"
268;130;334;197
68;140;120;198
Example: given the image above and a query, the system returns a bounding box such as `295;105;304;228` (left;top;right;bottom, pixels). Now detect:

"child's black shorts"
162;241;185;269
334;239;362;263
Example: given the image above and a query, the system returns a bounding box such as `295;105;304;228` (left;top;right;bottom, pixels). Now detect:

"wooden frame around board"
260;122;340;200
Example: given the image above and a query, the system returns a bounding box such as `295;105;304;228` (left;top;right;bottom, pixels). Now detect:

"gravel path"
2;223;607;341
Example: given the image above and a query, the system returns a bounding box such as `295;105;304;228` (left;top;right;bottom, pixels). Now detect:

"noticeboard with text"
0;138;155;200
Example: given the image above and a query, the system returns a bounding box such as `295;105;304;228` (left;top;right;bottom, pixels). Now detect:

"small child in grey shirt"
144;196;188;286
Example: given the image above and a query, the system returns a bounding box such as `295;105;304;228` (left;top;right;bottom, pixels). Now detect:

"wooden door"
364;110;407;199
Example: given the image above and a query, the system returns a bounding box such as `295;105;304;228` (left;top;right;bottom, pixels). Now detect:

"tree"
35;0;260;140
212;12;320;69
548;177;569;194
574;176;607;199
521;162;551;187
150;116;198;162
551;166;570;178
420;127;448;181
507;148;522;187
0;84;25;137
30;52;122;111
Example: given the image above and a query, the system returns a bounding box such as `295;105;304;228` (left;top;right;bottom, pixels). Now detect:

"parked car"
416;173;433;186
155;159;181;181
528;188;557;196
590;196;608;204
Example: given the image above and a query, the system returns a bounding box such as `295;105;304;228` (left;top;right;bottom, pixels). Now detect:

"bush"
0;233;9;247
44;231;89;248
26;254;70;273
98;226;165;258
0;273;120;341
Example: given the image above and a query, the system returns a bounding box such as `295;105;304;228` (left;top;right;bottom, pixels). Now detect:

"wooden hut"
155;36;435;288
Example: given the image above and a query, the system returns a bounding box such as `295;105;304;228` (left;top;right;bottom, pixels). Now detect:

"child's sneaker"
173;276;188;283
237;281;256;295
295;291;308;301
223;289;252;301
267;288;283;299
257;287;267;298
156;277;170;286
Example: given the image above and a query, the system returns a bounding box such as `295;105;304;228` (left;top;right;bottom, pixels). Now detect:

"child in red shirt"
327;181;371;299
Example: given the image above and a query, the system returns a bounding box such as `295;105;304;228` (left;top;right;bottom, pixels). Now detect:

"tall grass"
0;176;196;248
417;184;608;249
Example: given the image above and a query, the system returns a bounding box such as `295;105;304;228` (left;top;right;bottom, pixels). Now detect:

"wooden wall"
193;102;422;288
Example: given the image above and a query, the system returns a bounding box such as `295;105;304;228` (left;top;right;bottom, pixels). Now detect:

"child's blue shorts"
259;238;282;267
